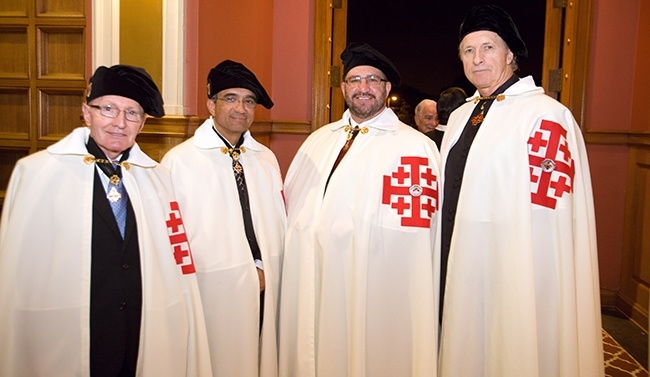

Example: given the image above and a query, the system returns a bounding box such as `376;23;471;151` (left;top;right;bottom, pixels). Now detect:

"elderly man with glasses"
0;64;212;376
161;60;286;377
279;43;441;377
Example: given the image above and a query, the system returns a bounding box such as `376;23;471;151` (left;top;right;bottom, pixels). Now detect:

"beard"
344;90;387;122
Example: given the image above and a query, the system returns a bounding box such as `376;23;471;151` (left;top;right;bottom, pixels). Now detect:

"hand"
257;268;265;292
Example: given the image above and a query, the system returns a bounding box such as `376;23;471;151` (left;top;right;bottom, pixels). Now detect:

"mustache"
352;92;376;99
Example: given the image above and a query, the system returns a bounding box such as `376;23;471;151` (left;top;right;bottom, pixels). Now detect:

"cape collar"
467;75;544;103
47;127;156;168
193;117;263;152
329;107;400;132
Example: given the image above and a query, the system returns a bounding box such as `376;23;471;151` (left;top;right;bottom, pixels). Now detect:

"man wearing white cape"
162;60;285;377
0;65;212;376
437;5;603;377
279;43;441;377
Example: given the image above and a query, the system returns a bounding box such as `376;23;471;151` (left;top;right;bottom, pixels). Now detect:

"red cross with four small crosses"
166;201;196;275
528;119;576;209
382;156;438;228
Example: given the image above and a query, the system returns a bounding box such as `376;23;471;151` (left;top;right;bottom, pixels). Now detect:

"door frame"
312;0;594;130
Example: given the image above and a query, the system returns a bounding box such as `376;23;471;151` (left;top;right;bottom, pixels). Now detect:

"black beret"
341;43;401;87
459;4;528;62
86;65;165;117
207;60;274;109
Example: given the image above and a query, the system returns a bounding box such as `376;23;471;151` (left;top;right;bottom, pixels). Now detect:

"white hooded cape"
279;108;441;377
0;127;212;377
437;77;603;377
161;118;286;377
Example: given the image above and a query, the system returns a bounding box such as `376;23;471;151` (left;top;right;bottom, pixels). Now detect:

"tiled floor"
602;307;648;370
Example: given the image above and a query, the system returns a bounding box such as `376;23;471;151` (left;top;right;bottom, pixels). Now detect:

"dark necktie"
213;128;263;263
325;125;362;192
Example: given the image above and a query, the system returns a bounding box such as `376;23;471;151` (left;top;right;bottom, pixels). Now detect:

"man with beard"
278;43;441;377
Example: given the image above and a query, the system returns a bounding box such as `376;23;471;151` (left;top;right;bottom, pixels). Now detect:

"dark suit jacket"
425;129;445;150
90;171;142;377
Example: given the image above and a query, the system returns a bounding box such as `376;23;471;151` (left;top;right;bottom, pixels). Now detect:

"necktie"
107;165;128;238
86;137;130;239
325;125;362;192
213;129;263;263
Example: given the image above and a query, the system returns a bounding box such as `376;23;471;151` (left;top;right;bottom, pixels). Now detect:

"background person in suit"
414;98;439;136
425;87;467;149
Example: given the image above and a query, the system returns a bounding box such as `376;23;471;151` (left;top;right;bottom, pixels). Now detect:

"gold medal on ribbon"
109;175;120;185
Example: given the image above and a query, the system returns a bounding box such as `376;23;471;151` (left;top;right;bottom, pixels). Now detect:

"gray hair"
415;99;437;116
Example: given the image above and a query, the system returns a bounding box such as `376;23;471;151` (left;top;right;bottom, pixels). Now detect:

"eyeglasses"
216;96;257;109
343;75;388;87
89;105;145;122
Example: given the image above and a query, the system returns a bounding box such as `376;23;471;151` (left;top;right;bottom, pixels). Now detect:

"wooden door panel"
38;88;85;139
0;26;29;78
1;0;28;16
37;0;84;16
0;88;31;139
37;26;85;79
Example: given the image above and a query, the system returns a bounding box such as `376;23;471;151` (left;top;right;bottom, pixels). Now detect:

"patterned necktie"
325;125;364;192
213;128;263;262
86;137;130;239
107;169;128;238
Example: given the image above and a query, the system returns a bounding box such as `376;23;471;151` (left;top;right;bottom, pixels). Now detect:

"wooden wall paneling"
271;120;311;135
33;1;86;146
136;115;202;162
37;0;85;16
0;26;29;78
0;88;31;139
37;25;85;79
619;146;650;331
0;0;28;17
135;116;280;163
249;121;272;148
0;147;30;214
38;87;85;140
0;0;86;210
0;148;30;191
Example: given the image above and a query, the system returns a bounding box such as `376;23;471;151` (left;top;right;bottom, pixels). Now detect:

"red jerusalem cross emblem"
382;156;438;228
528;119;575;209
166;201;197;275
